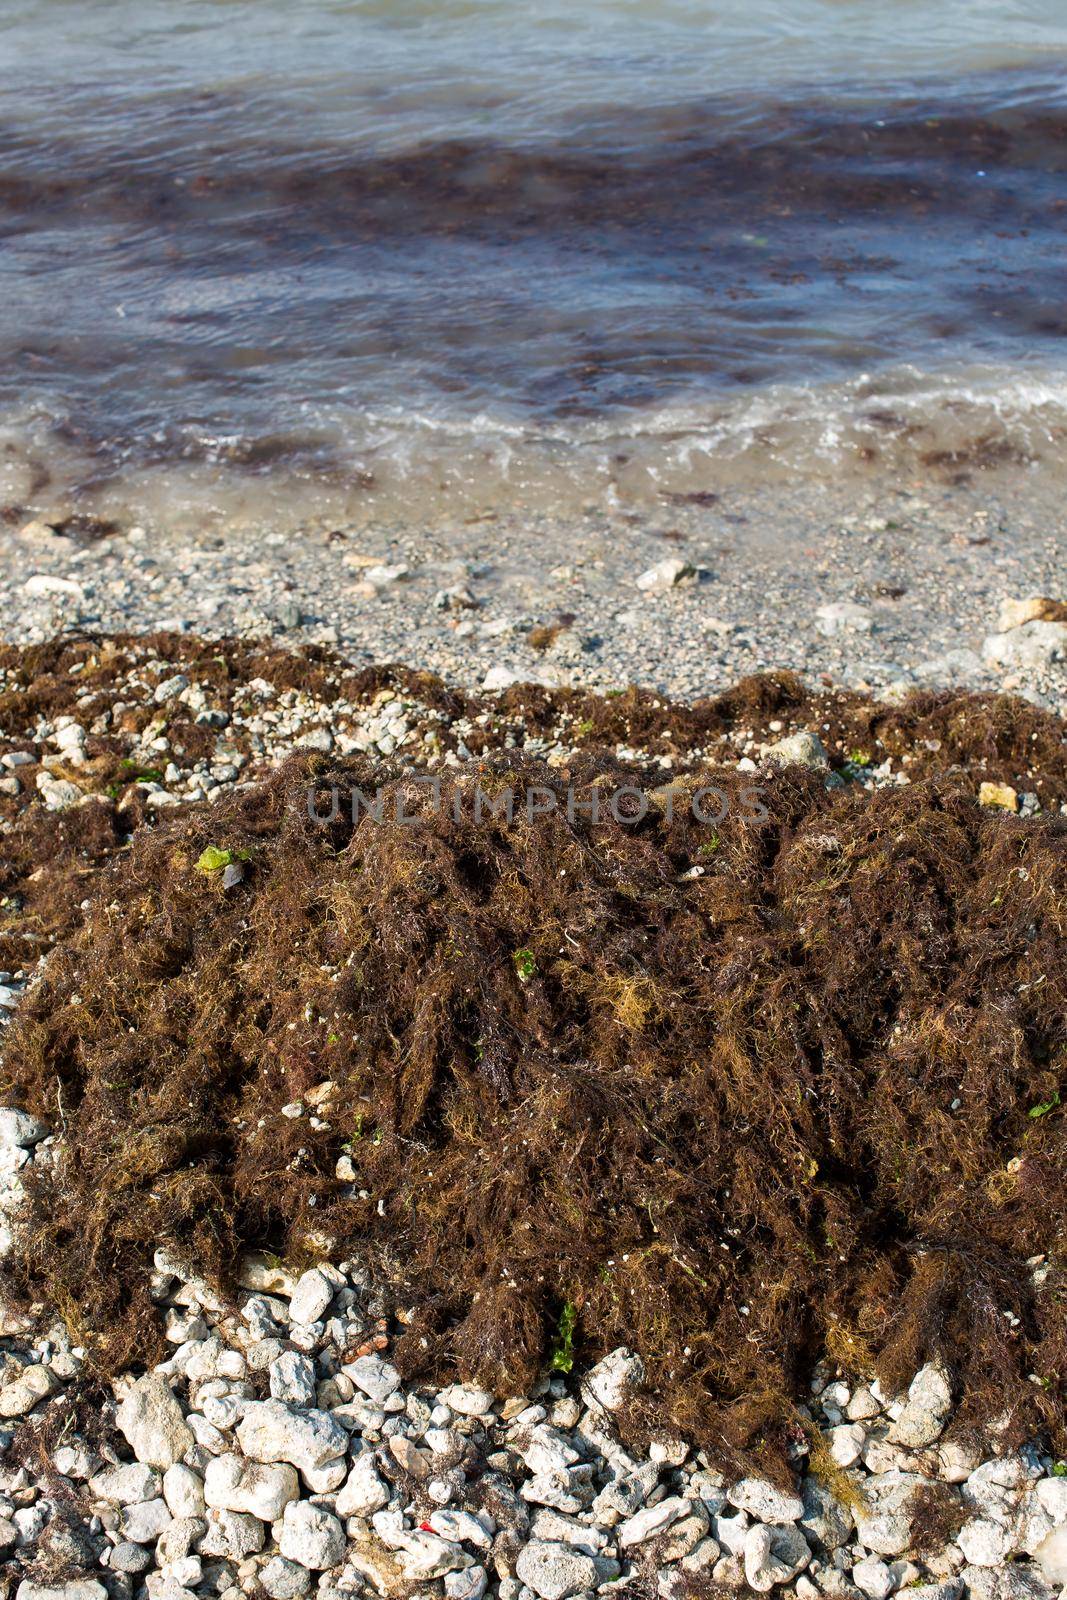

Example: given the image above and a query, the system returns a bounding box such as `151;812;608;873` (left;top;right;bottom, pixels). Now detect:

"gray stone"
116;1375;193;1469
0;1109;49;1148
235;1399;347;1476
196;1506;265;1559
346;1354;402;1405
335;1451;391;1516
799;1477;854;1550
270;1350;317;1406
983;622;1067;671
288;1268;334;1325
743;1522;811;1591
854;1471;926;1557
278;1501;346;1570
204;1453;300;1520
816;601;874;636
886;1364;952;1448
259;1556;313;1599
154;674;189;704
728;1478;805;1524
109;1541;154;1574
515;1539;598;1600
582;1347;644;1412
763;731;829;771
121;1497;173;1543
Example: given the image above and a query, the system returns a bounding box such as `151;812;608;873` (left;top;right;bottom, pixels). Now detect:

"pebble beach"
3;0;1067;1596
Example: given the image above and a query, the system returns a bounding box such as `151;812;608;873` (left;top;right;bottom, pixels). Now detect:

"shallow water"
2;0;1067;530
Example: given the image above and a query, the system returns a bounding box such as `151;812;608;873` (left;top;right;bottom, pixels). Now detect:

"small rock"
886;1365;952;1448
163;1463;206;1518
237;1253;298;1297
204;1453;300;1521
197;1506;265;1559
0;1364;55;1418
743;1522;811;1591
482;666;518;691
0;1110;47;1149
435;587;478;611
444;1565;488;1600
116;1374;193;1469
763;731;830;771
1036;1477;1067;1523
982;621;1067;670
389;1434;431;1479
259;1556;313;1599
121;1497;173;1543
826;1423;867;1467
278;1500;346;1570
393;1528;470;1579
438;1382;494;1416
854;1472;926;1556
997;597;1067;632
108;1541;153;1575
235;1399;348;1477
347;1354;402;1404
1034;1525;1067;1585
583;1347;645;1412
853;1557;895;1600
636;558;695;593
958;1518;1013;1567
427;1509;494;1550
799;1479;854;1550
24;573;83;598
270;1350;317;1406
15;1585;106;1600
728;1479;805;1525
815;601;874;636
35;772;83;811
288;1267;334;1325
336;1451;392;1516
515;1539;598;1600
89;1463;161;1505
618;1497;688;1547
154;674;189;704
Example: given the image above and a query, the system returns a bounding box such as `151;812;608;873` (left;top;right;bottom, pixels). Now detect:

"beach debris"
997;596;1067;631
635;557;695;591
979;781;1018;811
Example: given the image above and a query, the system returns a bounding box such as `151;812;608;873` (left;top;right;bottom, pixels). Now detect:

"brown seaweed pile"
3;721;1065;1473
3;632;1066;984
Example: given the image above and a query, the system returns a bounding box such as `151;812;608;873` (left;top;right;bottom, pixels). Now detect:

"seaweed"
0;721;1063;1472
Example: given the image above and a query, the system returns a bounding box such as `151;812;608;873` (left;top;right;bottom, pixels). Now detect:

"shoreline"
3;476;1065;715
